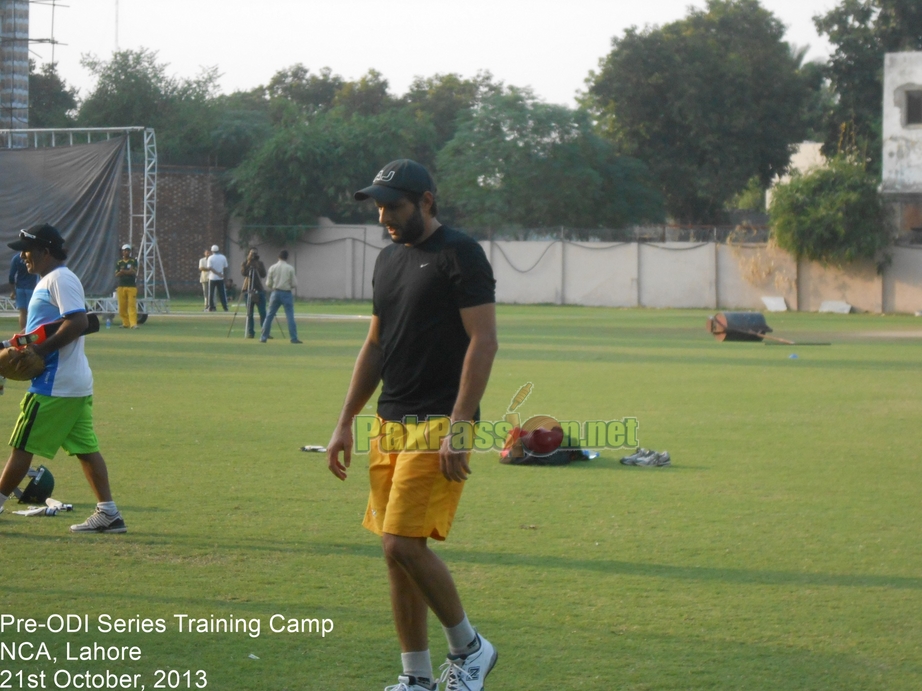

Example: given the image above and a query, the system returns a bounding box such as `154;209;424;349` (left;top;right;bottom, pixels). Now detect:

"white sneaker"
634;450;671;467
439;635;497;691
70;508;127;533
385;675;436;691
621;449;671;467
620;448;650;465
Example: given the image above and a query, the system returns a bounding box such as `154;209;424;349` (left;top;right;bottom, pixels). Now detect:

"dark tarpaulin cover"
0;137;126;296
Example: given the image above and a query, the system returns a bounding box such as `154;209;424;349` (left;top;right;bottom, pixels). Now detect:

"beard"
388;206;426;245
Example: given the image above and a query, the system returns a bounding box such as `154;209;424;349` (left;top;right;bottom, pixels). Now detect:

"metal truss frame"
0;126;169;315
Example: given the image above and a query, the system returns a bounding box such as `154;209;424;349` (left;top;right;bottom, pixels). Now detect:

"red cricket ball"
522;426;564;455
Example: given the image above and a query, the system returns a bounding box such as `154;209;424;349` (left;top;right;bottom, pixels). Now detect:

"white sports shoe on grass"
634;450;670;467
439;634;497;691
384;675;436;691
621;449;671;467
70;508;127;533
620;448;650;465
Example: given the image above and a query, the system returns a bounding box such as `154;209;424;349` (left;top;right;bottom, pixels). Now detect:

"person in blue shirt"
9;252;37;330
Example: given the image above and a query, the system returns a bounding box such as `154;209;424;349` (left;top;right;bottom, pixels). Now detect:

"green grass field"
1;302;921;690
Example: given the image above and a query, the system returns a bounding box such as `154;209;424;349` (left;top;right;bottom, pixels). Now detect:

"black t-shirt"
373;226;496;422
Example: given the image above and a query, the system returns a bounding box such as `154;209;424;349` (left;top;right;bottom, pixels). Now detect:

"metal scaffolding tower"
0;126;170;315
0;0;30;133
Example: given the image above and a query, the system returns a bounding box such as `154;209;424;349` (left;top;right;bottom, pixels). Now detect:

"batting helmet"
19;465;54;503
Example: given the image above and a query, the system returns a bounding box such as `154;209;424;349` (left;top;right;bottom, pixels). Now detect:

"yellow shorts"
363;423;467;541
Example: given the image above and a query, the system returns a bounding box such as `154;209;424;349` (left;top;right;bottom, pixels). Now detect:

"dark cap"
354;159;436;204
8;224;65;252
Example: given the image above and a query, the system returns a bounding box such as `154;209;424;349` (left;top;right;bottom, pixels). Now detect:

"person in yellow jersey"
115;244;139;329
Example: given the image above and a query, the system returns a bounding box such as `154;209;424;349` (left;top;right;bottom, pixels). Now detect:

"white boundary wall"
228;221;922;313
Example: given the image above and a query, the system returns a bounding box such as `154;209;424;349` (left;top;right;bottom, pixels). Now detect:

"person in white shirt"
198;248;211;311
0;224;126;533
206;244;228;311
259;250;301;344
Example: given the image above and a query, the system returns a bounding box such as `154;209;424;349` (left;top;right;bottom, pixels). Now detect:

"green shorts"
9;393;100;460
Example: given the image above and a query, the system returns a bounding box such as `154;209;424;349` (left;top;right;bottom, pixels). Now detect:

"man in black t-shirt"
327;160;499;691
240;248;267;339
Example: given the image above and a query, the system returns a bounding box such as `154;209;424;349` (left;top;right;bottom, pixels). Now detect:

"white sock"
443;614;479;656
401;650;433;685
0;492;8;509
97;501;118;514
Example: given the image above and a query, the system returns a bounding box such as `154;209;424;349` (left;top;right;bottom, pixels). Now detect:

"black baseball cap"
8;224;65;252
354;159;436;204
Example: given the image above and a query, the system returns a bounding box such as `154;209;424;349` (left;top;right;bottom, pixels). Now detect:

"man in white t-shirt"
206;244;229;311
0;224;126;533
198;248;211;311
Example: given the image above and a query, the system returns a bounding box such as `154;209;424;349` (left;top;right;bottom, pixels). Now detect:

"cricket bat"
3;313;100;349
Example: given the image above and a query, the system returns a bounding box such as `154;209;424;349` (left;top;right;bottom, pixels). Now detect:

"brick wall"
118;166;228;295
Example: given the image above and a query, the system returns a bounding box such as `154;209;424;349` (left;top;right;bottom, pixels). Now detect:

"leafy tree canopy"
814;0;922;167
265;64;344;125
769;154;890;265
73;52;666;237
229;107;436;244
436;87;664;234
791;46;837;143
209;89;273;169
585;0;809;223
78;48;221;165
330;69;395;116
403;72;496;162
28;61;78;128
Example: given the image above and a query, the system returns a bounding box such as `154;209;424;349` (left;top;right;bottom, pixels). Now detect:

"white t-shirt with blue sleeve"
27;266;93;397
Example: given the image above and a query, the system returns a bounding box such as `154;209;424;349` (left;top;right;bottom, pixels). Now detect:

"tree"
79;49;176;128
164;66;222;166
28;61;77;128
209;89;273;169
78;48;221;165
402;72;495;168
585;0;808;223
265;64;343;125
436;88;663;234
814;0;922;166
769;155;890;264
797;56;836;143
229;108;436;243
330;69;395;116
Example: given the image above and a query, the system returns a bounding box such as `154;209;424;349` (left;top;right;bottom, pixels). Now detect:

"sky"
26;0;840;107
